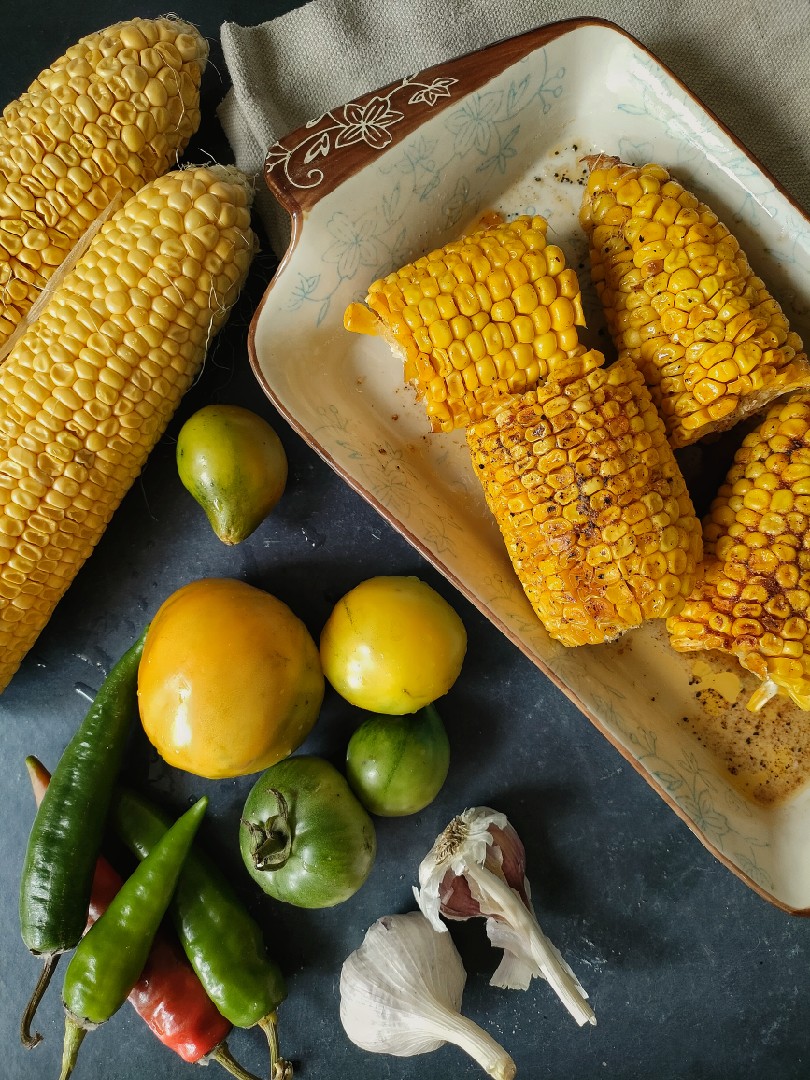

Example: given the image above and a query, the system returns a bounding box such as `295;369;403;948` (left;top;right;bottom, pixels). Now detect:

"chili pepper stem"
208;1041;265;1080
58;1014;88;1080
258;1012;292;1080
20;952;60;1048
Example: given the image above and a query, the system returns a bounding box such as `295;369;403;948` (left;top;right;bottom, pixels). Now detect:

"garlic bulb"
339;910;516;1079
414;806;596;1027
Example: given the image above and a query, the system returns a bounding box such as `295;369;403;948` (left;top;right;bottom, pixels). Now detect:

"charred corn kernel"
344;215;589;432
0;166;256;692
581;157;810;447
668;395;810;710
0;18;208;353
466;353;702;646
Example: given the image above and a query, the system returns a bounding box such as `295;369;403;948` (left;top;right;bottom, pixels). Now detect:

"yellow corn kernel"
581;157;810;447
467;353;702;646
0;166;256;692
491;298;516;323
0;18;208;353
669;394;810;710
347;215;589;432
344;302;379;335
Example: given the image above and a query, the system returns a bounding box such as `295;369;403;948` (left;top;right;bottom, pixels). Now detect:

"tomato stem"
20;952;60;1048
241;789;292;871
258;1011;293;1080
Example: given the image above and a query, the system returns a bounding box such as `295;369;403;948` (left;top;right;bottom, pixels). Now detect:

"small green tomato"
176;403;288;545
239;755;376;908
346;703;450;817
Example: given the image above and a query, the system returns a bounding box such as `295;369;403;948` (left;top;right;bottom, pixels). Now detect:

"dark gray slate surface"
1;5;808;1079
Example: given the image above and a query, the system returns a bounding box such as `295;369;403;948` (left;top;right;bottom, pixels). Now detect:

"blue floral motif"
288;210;396;324
532;55;565;115
507;73;533;116
477;125;520;176
287;273;320;311
734;850;774;891
446;90;504;157
322;211;383;280
383;133;439;197
421;514;465;557
443;176;474;230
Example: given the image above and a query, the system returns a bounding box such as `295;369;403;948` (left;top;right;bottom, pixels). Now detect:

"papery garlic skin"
416;807;516;931
340;911;516;1079
414;806;596;1027
340;911;465;1056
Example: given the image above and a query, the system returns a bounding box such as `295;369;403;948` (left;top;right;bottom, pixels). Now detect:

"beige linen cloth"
218;0;810;254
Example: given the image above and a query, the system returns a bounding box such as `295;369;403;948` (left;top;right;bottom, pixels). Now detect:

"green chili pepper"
18;628;147;1048
111;786;290;1080
59;796;208;1080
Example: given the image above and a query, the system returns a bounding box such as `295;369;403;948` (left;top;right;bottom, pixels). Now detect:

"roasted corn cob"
580;158;810;448
0;17;208;351
0;165;257;692
344;214;589;432
466;352;703;646
668;396;810;710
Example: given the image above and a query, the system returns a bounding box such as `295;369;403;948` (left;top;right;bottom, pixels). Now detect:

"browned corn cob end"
344;214;590;432
466;352;703;646
668;395;810;711
580;158;810;448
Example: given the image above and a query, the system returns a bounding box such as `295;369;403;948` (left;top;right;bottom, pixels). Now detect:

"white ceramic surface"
250;20;810;911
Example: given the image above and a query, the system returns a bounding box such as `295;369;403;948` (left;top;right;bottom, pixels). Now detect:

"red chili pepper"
25;756;259;1080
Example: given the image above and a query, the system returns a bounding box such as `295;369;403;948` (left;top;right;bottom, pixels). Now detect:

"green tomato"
239;755;376;908
176;404;288;545
346;703;450;817
319;576;467;714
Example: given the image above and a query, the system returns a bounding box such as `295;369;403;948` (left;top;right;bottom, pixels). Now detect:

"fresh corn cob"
344;214;589;432
0;165;257;692
668;395;810;710
0;17;208;351
466;352;703;646
580;158;810;448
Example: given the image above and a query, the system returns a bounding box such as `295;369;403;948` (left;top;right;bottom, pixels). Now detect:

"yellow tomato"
319;576;466;714
138;578;324;778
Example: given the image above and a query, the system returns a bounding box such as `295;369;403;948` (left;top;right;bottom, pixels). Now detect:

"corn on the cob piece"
668;395;810;710
0;17;208;351
466;352;703;646
580;158;810;448
0;164;257;692
344;214;589;432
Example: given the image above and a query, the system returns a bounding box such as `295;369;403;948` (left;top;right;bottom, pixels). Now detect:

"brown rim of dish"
248;16;810;917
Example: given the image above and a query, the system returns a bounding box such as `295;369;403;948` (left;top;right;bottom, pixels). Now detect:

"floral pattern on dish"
280;50;569;325
265;74;459;191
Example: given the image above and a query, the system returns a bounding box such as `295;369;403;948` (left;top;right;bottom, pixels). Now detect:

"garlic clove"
414;806;596;1027
488;822;531;907
417;806;513;931
340;911;516;1079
